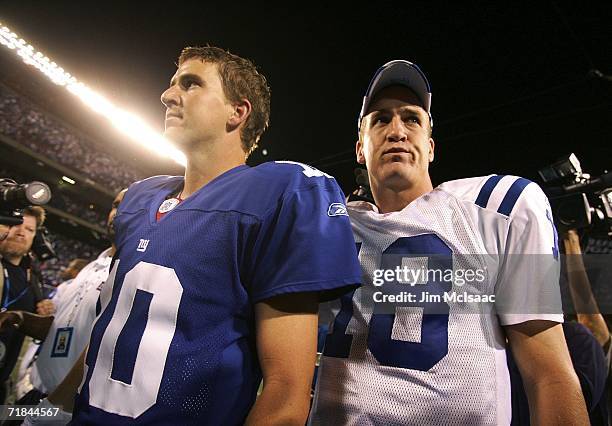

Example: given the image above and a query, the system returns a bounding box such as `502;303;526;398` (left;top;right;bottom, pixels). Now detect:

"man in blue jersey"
31;46;361;425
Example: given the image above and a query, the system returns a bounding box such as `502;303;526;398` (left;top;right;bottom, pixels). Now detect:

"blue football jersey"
73;162;361;425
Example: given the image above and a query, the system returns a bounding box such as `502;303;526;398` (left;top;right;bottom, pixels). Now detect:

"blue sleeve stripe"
475;175;504;208
497;178;532;216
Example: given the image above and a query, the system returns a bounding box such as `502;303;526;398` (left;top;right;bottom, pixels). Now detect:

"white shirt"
310;175;563;425
30;248;113;393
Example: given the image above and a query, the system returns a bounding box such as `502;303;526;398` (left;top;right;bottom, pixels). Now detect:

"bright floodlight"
0;22;186;167
61;175;76;184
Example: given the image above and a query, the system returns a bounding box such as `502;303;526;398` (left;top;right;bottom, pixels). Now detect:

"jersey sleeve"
495;181;564;325
247;178;361;303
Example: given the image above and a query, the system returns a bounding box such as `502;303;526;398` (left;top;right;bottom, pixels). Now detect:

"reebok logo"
327;203;348;217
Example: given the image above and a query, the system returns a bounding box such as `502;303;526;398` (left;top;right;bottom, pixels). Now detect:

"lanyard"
2;268;31;310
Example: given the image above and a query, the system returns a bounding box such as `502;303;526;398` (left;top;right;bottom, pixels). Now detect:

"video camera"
0;178;52;226
538;154;612;236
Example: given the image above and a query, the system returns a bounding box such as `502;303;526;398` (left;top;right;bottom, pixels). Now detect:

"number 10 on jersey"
324;234;452;371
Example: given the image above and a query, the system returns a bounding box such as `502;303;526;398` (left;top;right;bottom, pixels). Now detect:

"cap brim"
358;60;432;130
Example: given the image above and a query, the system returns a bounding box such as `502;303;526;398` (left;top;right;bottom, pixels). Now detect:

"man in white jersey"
310;60;588;424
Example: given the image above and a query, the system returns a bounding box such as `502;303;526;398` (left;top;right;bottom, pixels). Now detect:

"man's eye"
182;80;198;89
373;116;389;125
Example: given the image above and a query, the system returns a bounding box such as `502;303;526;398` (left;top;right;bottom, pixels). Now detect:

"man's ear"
428;137;435;162
228;99;252;129
356;139;366;165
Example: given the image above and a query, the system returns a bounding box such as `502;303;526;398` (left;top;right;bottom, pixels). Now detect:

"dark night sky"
1;1;611;193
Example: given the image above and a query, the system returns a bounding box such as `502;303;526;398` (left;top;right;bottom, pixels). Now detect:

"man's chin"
1;245;28;259
381;161;414;177
163;129;188;146
378;164;422;187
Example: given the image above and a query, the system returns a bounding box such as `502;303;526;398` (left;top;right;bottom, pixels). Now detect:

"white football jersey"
310;175;563;426
31;248;113;393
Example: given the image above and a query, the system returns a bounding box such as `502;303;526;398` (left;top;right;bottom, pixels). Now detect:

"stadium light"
0;22;187;167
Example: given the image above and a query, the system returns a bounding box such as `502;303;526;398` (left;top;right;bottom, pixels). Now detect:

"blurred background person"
0;206;53;403
508;228;610;425
59;258;89;283
563;228;611;425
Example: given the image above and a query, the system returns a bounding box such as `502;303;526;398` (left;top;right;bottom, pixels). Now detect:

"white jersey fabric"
310;175;563;426
30;248;113;393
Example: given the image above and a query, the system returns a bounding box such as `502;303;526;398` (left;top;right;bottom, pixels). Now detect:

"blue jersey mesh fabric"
73;162;361;425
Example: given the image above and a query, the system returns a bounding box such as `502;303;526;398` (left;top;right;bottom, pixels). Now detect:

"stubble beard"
0;241;29;260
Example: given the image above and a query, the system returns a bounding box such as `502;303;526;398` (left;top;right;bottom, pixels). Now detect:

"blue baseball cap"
358;60;433;132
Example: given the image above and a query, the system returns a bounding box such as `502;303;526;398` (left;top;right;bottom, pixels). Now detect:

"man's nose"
160;86;180;108
386;116;407;142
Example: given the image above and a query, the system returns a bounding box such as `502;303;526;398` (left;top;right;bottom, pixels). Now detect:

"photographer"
563;228;612;425
0;207;53;403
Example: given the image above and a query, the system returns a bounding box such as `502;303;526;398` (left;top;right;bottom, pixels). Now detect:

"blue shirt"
73;162;361;425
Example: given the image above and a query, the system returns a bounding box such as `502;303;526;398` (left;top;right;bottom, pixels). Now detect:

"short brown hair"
179;46;271;158
23;206;46;229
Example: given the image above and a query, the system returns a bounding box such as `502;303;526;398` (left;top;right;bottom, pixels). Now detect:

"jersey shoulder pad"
253;161;336;192
121;175;182;212
347;200;377;214
438;174;541;218
131;175;180;187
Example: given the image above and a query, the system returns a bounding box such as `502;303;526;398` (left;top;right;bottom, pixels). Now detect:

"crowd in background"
38;233;98;290
47;191;106;228
0;85;144;192
0;86;124;291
